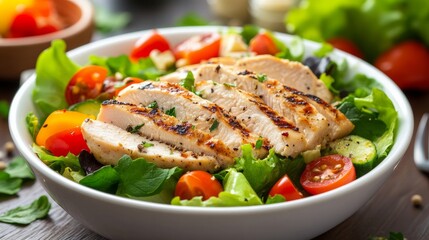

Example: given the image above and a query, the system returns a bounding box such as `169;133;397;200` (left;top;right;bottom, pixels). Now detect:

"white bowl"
9;26;414;240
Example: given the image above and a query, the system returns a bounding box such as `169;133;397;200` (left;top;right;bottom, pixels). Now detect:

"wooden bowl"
0;0;94;80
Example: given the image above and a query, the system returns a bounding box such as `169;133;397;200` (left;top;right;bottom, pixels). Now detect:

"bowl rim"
0;0;93;47
9;26;414;214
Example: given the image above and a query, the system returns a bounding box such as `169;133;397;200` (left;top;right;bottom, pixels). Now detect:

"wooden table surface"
1;1;429;239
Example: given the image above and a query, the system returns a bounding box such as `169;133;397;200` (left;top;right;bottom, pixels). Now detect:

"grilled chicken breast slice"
196;80;307;157
97;100;234;168
192;64;331;149
116;81;269;158
235;55;333;102
81;119;220;171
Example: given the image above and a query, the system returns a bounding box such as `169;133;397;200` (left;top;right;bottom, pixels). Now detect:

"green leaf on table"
5;156;35;180
0;100;9;119
0;156;35;195
0;195;51;225
95;7;131;34
0;172;23;195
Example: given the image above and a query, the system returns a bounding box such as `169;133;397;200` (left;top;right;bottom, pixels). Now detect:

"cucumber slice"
69;100;101;116
326;135;377;177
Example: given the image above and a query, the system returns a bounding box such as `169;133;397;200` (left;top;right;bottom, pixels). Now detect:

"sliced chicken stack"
82;54;354;172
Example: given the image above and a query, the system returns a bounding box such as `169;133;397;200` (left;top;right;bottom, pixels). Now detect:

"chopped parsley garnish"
256;74;267;83
255;138;263;149
165;107;176;117
209;120;219;132
223;83;236;87
141;141;154;148
180;71;196;93
147;101;158;109
126;123;145;133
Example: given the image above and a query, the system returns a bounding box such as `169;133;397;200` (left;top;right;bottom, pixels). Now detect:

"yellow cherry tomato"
36;109;94;146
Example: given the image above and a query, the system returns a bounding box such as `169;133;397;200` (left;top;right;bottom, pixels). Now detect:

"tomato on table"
45;127;90;156
300;154;356;195
175;171;223;200
374;41;429;90
327;37;364;59
269;174;303;201
130;31;171;61
174;33;221;65
65;65;109;105
36;110;94;146
249;32;279;55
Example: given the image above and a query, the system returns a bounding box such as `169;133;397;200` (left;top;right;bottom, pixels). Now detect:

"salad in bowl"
9;26;412;239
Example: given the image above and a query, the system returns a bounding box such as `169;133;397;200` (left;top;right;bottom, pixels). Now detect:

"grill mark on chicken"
98;101;237;167
235;55;333;102
117;81;269;158
81;119;220;171
196;80;308;156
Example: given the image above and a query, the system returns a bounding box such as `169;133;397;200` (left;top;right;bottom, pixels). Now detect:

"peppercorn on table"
1;0;429;239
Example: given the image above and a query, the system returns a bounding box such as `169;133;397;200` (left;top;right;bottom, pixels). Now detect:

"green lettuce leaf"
235;144;305;197
32;40;80;120
89;55;166;80
32;144;81;174
171;169;263;207
25;112;40;140
338;88;397;164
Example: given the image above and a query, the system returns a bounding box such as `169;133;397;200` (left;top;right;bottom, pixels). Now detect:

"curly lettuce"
32;40;79;120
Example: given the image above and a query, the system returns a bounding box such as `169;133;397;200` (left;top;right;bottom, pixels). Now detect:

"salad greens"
29;30;398;207
286;0;429;62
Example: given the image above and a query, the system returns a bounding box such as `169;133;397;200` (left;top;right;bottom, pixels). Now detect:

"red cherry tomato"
35;23;59;35
269;174;303;201
8;12;38;38
300;154;356;195
175;171;223;200
249;33;279;55
130;31;171;61
114;77;144;96
374;41;429;90
174;33;221;65
327;38;364;59
65;66;109;105
45;127;90;157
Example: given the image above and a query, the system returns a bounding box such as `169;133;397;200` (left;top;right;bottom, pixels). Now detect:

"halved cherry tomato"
114;77;144;96
36;110;94;146
175;171;223;200
269;174;303;201
374;41;429;90
45;127;90;156
35;23;59;35
65;66;109;105
174;33;221;65
8;12;38;38
130;31;171;61
249;33;279;55
300;154;356;195
327;37;364;59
